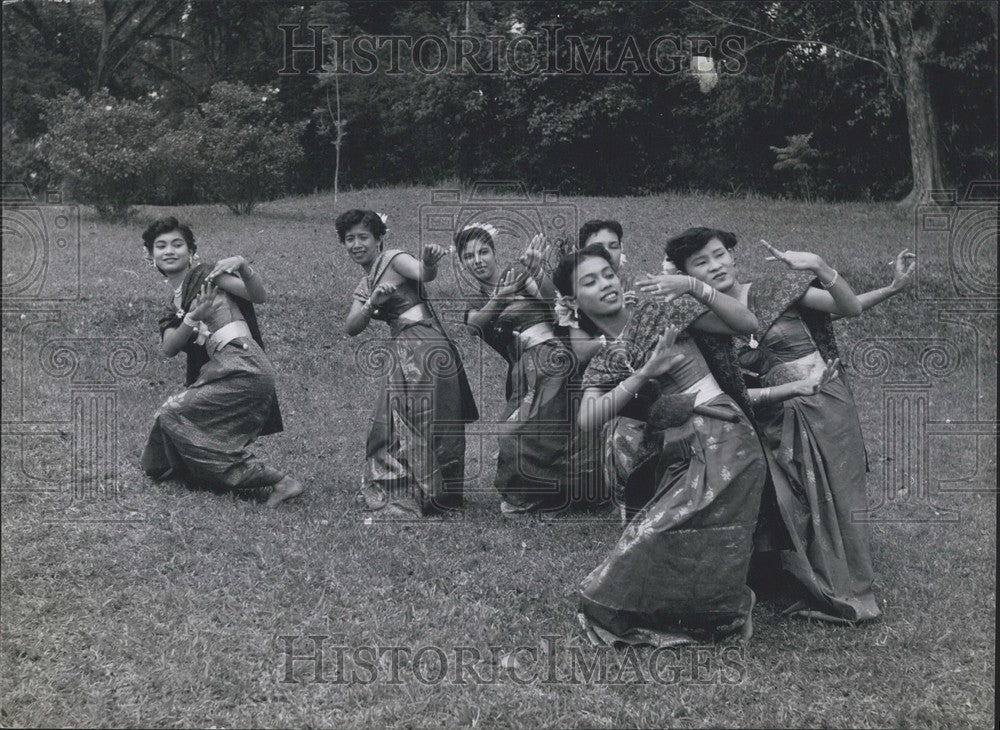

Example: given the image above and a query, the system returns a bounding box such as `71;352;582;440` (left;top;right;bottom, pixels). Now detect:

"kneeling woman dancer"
140;216;303;506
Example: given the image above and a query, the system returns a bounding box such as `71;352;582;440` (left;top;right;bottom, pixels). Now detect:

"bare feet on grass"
266;475;304;507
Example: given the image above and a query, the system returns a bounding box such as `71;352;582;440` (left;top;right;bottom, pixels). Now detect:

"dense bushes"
38;83;304;218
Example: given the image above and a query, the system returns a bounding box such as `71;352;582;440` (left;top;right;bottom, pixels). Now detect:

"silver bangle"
619;381;638;398
820;270;839;289
182;313;199;329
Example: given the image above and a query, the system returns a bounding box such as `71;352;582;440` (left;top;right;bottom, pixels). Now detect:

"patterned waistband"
515;322;557;351
207;320;252;353
765;350;837;386
682;372;725;407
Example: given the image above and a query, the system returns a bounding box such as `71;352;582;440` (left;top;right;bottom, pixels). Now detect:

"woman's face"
343;223;381;267
584;228;623;270
683;237;738;292
150;229;193;274
573;255;622;318
459;238;497;283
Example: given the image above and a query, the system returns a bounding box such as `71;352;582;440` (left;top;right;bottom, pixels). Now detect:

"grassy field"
1;187;995;728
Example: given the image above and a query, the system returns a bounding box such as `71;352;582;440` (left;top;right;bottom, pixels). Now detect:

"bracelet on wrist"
820;270;839;289
182;313;199;329
619;381;638;398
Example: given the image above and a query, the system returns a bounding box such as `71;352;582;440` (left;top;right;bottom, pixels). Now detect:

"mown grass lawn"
2;187;995;728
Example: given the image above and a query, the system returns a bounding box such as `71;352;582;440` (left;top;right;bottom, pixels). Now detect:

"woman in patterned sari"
140;217;303;506
340;209;478;518
661;227;879;624
557;245;767;646
457;225;582;515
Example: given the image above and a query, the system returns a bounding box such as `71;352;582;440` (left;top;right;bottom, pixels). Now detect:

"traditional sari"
141;263;285;492
738;271;880;623
465;295;579;512
355;250;479;516
578;299;767;645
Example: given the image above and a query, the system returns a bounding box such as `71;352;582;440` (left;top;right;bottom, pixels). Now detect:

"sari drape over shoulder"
141;263;285;492
577;299;767;645
355;250;478;517
739;270;880;623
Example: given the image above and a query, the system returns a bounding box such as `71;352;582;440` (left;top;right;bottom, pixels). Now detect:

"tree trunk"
898;52;944;207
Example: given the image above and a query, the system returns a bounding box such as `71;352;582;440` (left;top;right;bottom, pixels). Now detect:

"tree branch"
688;0;891;74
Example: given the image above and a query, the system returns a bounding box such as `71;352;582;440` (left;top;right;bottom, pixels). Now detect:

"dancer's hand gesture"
421;243;449;268
635;273;693;303
519;234;551;277
188;280;219;321
492;267;524;302
793;358;839;396
368;282;397;307
208;255;246;281
638;324;684;378
760;240;826;273
888;249;917;292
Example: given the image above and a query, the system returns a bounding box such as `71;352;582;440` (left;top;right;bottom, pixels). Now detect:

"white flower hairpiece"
553;293;579;329
377;212;388;225
619;243;628;266
462;222;499;240
661;257;680;275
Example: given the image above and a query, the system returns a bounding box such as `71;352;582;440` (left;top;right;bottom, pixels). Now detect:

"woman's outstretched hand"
638;324;685;378
492;267;525;302
635;273;693;303
793;357;840;396
519;233;552;277
889;248;917;292
187;280;219;321
421;243;449;268
760;240;826;273
208;256;246;281
368;281;397;307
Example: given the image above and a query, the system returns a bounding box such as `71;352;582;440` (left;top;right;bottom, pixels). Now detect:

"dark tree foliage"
3;0;995;203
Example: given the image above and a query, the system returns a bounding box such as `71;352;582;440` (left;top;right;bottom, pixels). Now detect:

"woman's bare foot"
266;475;304;507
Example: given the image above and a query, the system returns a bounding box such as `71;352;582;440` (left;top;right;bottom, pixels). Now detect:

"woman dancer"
458;225;579;515
659;227;880;624
556;245;766;646
140;217;303;506
341;210;478;518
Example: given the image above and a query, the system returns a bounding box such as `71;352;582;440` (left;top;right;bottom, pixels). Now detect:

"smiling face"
682;237;738;292
573;254;623;319
459;236;497;283
150;229;193;274
343;223;381;267
583;228;623;270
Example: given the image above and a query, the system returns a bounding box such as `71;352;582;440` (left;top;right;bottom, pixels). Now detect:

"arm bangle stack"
820;270;839;289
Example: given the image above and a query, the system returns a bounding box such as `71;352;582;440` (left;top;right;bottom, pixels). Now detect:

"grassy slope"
1;188;995;728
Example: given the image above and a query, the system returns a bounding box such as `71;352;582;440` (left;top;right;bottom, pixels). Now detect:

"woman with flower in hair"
340;209;478;518
140;216;303;506
555;244;766;646
457;224;582;515
658;227;885;624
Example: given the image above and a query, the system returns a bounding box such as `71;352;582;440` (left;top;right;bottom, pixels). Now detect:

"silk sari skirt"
141;338;284;492
579;394;767;645
361;319;478;517
755;373;881;623
494;338;577;512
